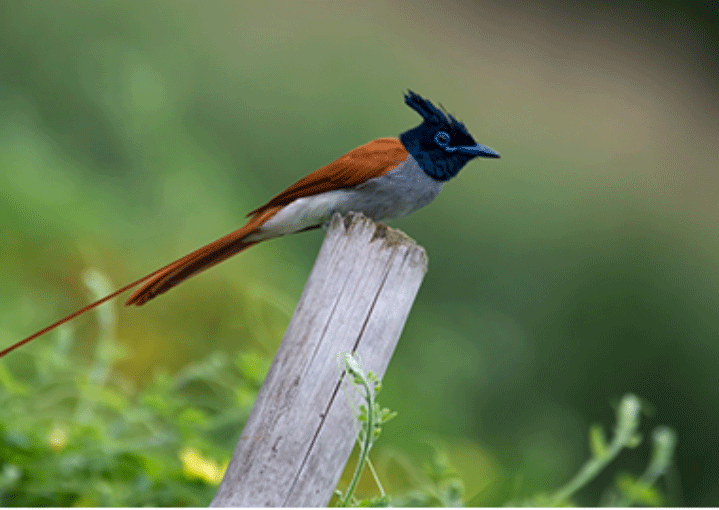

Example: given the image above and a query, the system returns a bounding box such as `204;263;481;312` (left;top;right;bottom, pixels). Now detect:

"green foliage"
333;382;677;507
0;322;678;508
386;443;467;507
0;272;678;507
0;273;267;506
504;394;676;507
334;353;397;507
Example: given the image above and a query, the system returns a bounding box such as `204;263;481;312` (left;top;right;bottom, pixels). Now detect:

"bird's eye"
434;131;450;147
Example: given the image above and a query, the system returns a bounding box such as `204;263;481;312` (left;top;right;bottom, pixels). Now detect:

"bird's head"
399;90;499;181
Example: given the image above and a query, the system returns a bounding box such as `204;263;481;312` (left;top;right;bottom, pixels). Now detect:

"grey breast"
341;155;444;222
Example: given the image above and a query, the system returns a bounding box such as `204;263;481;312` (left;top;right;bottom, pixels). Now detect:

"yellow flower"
179;446;227;485
48;426;68;451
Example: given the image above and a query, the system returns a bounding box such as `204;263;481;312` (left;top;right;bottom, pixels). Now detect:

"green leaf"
380;409;397;423
589;424;608;458
626;432;643;448
616;473;663;506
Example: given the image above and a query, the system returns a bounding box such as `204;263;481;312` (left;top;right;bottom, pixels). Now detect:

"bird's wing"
125;138;408;306
246;137;408;216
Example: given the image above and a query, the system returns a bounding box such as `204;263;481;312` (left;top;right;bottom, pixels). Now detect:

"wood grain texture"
210;212;427;507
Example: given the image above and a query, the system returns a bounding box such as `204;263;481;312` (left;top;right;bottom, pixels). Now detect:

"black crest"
404;90;471;139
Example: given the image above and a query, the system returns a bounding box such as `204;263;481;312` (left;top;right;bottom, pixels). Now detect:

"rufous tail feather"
1;206;282;358
124;205;282;305
0;272;157;358
124;234;259;305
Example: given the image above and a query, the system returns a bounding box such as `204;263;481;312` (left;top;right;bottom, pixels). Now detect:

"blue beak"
456;143;500;158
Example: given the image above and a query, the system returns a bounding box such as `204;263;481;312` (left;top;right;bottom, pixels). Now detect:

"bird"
1;90;499;357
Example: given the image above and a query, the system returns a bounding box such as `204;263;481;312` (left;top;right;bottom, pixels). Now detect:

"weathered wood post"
210;212;428;507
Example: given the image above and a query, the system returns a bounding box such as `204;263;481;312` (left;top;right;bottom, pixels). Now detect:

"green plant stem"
550;394;641;505
339;374;374;507
612;426;677;506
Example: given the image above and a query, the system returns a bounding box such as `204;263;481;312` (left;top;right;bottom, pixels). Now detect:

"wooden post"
210;212;428;507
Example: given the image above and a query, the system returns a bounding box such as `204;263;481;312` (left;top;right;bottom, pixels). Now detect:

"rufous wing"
125;137;409;306
247;137;408;215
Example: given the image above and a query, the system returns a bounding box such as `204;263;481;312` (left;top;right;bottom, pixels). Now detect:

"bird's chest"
344;156;444;221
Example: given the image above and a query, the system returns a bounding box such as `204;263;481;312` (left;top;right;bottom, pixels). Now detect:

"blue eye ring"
434;131;450;147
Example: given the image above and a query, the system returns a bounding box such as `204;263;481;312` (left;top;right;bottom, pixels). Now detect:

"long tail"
124;227;260;305
1;207;281;358
0;272;161;358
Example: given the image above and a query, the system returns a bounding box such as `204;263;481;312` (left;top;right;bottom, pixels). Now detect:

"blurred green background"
1;0;717;505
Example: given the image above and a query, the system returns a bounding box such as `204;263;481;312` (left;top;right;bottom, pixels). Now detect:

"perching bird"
1;90;499;357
